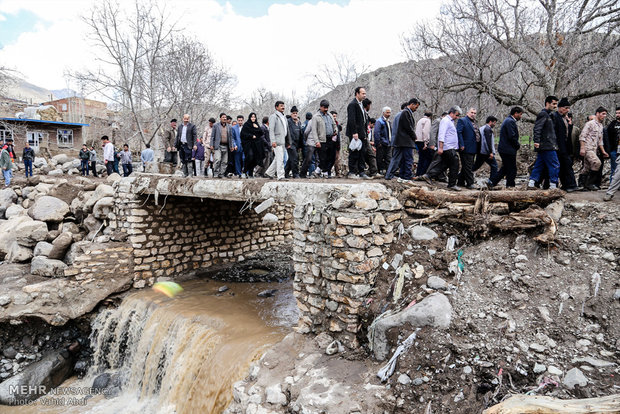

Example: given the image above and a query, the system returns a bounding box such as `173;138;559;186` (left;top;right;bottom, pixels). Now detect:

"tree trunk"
403;187;564;206
483;393;620;414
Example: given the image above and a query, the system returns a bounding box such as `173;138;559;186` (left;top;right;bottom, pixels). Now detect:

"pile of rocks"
0;174;122;274
11;153;109;177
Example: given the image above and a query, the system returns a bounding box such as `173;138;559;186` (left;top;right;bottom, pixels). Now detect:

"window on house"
0;125;12;143
27;131;47;151
57;129;73;147
62;104;67;111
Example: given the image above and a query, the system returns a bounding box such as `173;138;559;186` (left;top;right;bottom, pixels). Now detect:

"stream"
0;278;298;414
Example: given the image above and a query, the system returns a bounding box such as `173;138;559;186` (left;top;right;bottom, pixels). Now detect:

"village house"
0;117;89;158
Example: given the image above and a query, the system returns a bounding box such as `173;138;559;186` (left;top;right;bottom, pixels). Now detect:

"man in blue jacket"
231;115;244;177
374;107;392;174
488;107;523;188
528;96;560;189
457;107;479;189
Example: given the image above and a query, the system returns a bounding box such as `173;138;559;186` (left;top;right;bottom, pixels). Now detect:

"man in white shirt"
415;111;433;176
101;135;115;176
421;106;462;190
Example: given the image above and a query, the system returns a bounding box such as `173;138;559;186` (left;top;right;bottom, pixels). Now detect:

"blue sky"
0;8;49;49
224;0;349;16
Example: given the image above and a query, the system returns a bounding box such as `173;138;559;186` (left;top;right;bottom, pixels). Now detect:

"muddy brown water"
0;279;298;414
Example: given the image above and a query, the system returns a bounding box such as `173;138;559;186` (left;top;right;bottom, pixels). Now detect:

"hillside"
2;75;57;104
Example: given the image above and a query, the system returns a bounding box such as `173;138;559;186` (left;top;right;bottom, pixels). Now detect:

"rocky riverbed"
227;198;620;414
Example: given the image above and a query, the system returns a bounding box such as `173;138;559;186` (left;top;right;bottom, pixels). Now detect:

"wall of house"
2;123;83;157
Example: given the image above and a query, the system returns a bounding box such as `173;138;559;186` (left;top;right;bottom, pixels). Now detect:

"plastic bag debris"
377;329;420;382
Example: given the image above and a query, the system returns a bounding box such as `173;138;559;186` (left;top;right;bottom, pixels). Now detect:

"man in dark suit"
528;96;560;189
175;113;197;177
346;86;368;178
457;107;479;189
551;98;578;191
385;98;419;181
488;107;523;188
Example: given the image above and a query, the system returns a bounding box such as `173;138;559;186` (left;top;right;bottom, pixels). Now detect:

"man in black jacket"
551;98;579;191
346;86;368;178
176;113;197;177
606;106;620;185
285;106;302;178
385;98;419;182
488;107;523;188
528;96;560;189
473;115;498;180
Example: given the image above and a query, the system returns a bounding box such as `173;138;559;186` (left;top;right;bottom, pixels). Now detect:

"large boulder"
370;293;453;361
4;204;25;218
47;232;73;260
69;191;93;217
33;158;48;168
60;222;80;235
33;183;53;196
0;350;75;404
92;197;115;219
48;169;64;176
83;214;102;234
74;177;97;191
0;188;17;209
61;161;75;172
31;256;68;277
0;216;33;257
28;196;70;222
51;153;71;165
5;241;33;263
20;186;36;199
34;241;54;257
85;184;114;210
106;173;121;184
14;220;48;247
408;225;439;241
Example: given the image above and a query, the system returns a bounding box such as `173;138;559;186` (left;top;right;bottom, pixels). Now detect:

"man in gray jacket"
307;100;337;178
265;101;289;180
210;112;234;178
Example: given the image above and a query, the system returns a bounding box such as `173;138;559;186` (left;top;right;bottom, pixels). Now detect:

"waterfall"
86;280;295;413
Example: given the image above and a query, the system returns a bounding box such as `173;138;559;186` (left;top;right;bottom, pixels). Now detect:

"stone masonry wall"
110;191;293;287
64;242;134;281
291;189;403;348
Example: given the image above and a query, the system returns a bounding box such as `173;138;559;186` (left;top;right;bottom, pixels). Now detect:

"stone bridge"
101;174;405;347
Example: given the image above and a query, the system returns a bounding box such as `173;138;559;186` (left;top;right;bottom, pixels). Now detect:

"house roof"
0;118;90;127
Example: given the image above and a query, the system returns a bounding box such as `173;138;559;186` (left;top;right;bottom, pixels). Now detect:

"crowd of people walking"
2;87;619;202
155;88;620;200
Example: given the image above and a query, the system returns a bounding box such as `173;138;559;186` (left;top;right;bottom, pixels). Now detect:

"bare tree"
0;66;11;96
403;0;620;117
70;0;234;150
311;53;371;94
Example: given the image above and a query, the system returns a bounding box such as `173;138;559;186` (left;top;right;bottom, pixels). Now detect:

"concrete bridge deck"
126;173;397;206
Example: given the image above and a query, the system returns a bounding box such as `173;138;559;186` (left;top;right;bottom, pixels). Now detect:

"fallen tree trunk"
404;188;559;243
483;393;620;414
403;187;564;206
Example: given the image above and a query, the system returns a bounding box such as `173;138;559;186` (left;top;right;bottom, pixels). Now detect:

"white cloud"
0;0;441;101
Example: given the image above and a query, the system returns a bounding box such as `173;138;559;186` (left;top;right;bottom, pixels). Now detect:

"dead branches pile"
402;187;564;243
